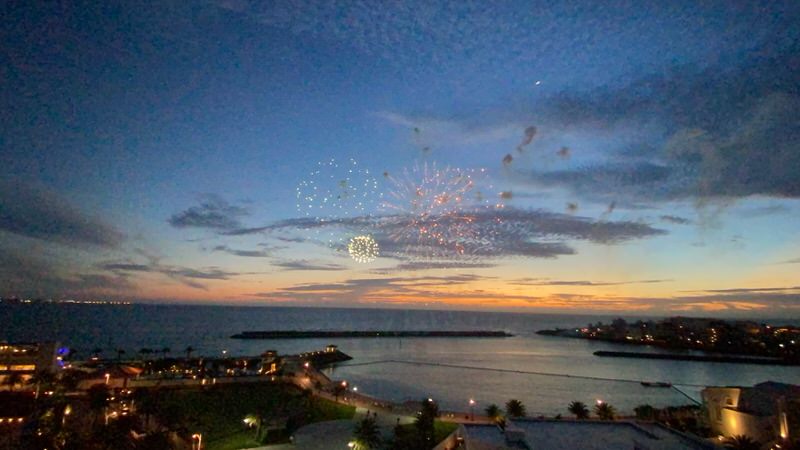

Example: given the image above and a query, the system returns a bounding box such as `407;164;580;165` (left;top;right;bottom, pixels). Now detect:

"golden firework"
348;235;379;263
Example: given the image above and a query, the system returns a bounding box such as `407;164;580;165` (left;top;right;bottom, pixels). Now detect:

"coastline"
231;330;513;339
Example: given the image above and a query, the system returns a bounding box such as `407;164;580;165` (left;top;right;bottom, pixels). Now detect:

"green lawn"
393;420;460;449
152;382;355;450
433;420;458;442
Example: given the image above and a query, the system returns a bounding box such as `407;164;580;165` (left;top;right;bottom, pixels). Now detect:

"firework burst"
347;235;379;263
296;158;381;247
381;163;503;259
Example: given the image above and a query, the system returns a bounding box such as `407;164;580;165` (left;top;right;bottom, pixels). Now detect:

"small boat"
641;381;672;388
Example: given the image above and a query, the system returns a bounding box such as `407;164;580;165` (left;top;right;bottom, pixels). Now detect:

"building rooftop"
460;419;716;450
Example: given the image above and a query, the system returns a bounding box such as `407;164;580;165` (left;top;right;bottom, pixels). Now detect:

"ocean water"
3;304;799;415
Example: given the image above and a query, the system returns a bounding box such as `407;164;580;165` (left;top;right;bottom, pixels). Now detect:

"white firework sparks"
347;235;379;263
296;158;381;247
381;163;503;259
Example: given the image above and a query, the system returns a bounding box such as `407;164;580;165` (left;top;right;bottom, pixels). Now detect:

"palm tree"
3;372;23;392
505;399;526;418
138;430;175;449
634;404;657;421
244;413;263;440
58;369;85;393
184;346;194;360
92;348;103;359
134;388;161;429
724;435;760;450
116;348;126;361
88;384;111;426
568;401;589;419
485;404;502;423
161;347;170;359
415;398;439;447
28;369;55;399
138;348;153;361
332;383;346;401
594;402;616;420
353;416;381;449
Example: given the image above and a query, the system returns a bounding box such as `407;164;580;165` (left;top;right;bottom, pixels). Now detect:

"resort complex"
1;340;798;450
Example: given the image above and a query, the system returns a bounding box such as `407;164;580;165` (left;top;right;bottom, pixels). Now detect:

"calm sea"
3;304;799;415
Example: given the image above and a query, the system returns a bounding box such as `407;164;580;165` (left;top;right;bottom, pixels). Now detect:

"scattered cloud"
0;180;123;248
385;261;498;272
0;247;133;298
168;194;248;230
518;55;800;203
249;208;665;263
377;111;518;146
211;245;272;258
735;204;792;218
273;260;348;271
250;275;800;313
99;257;247;290
683;286;800;294
511;278;671;287
660;215;691;225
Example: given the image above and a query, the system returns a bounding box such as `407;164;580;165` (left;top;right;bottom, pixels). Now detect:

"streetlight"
192;433;202;450
104;373;110;385
469;399;475;421
62;405;71;426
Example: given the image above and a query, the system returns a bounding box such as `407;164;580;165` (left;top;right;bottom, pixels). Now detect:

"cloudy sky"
2;0;799;316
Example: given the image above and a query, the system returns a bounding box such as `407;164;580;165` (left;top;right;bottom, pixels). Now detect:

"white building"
702;381;797;445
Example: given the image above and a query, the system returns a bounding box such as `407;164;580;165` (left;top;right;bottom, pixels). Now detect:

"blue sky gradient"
2;0;799;315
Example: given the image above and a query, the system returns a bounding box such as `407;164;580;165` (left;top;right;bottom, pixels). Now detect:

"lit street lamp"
469;399;475;421
62;405;71;426
192;433;203;450
104;373;110;385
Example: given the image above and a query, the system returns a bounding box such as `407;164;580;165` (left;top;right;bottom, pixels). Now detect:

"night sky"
2;1;799;315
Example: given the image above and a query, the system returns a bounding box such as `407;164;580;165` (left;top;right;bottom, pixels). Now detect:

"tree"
415;398;439;447
724;435;760;450
58;370;84;393
161;347;171;359
244;413;263;440
505;399;526;418
116;348;126;361
634;404;657;421
136;430;175;450
133;388;160;429
28;369;56;399
353;416;381;449
568;401;589;419
92;348;103;359
184;346;194;360
485;404;502;423
332;383;346;401
95;414;139;450
594;402;616;420
3;371;23;392
88;384;111;426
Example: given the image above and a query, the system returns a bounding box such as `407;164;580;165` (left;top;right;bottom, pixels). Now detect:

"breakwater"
231;330;513;339
594;351;798;366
